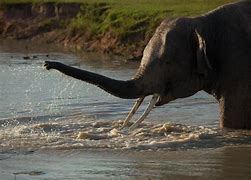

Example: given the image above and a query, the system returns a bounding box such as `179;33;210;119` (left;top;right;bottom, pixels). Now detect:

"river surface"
0;40;250;179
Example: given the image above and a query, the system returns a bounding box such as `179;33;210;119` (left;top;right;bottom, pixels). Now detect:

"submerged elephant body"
45;1;251;129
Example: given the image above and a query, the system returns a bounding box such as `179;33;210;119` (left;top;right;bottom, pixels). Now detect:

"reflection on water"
1;147;251;179
0;40;250;179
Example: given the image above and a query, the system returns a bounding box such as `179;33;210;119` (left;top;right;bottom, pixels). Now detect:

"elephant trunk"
51;62;146;99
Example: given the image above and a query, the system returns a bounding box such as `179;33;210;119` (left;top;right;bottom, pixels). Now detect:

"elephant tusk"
122;96;145;128
129;94;159;131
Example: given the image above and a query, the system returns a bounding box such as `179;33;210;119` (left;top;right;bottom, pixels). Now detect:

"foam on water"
1;113;250;152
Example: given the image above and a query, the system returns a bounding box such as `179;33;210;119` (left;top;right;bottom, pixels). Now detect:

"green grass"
63;0;237;39
0;0;238;52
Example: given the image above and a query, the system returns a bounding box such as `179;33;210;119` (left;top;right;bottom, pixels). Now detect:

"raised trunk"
53;62;145;99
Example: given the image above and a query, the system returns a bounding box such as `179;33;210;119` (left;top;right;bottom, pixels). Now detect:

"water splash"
1;114;250;152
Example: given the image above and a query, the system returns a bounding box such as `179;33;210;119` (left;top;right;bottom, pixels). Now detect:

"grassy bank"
66;0;236;40
0;0;237;58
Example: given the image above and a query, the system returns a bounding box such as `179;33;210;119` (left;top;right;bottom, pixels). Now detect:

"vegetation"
61;0;237;39
0;0;237;37
0;0;237;56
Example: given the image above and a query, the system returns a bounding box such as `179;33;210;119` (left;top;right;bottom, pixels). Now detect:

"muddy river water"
0;40;250;179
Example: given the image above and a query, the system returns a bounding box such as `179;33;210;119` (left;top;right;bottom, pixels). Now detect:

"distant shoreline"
0;0;235;60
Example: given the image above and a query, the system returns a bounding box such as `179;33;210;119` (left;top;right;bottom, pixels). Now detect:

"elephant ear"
195;29;213;75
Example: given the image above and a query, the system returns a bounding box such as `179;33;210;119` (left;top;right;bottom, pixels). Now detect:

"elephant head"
44;18;213;130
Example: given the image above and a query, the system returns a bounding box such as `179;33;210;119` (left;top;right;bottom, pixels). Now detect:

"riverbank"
0;0;235;60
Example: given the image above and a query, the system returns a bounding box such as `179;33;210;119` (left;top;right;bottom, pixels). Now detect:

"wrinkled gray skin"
45;0;251;129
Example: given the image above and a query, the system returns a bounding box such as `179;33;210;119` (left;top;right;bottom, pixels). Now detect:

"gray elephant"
44;0;251;130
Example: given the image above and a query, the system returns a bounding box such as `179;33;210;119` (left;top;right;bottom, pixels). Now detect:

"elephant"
44;0;251;130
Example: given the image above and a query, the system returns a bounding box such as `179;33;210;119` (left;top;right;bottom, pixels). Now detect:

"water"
0;40;250;179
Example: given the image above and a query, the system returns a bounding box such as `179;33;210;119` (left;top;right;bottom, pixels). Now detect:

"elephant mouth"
154;82;174;106
155;93;175;106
